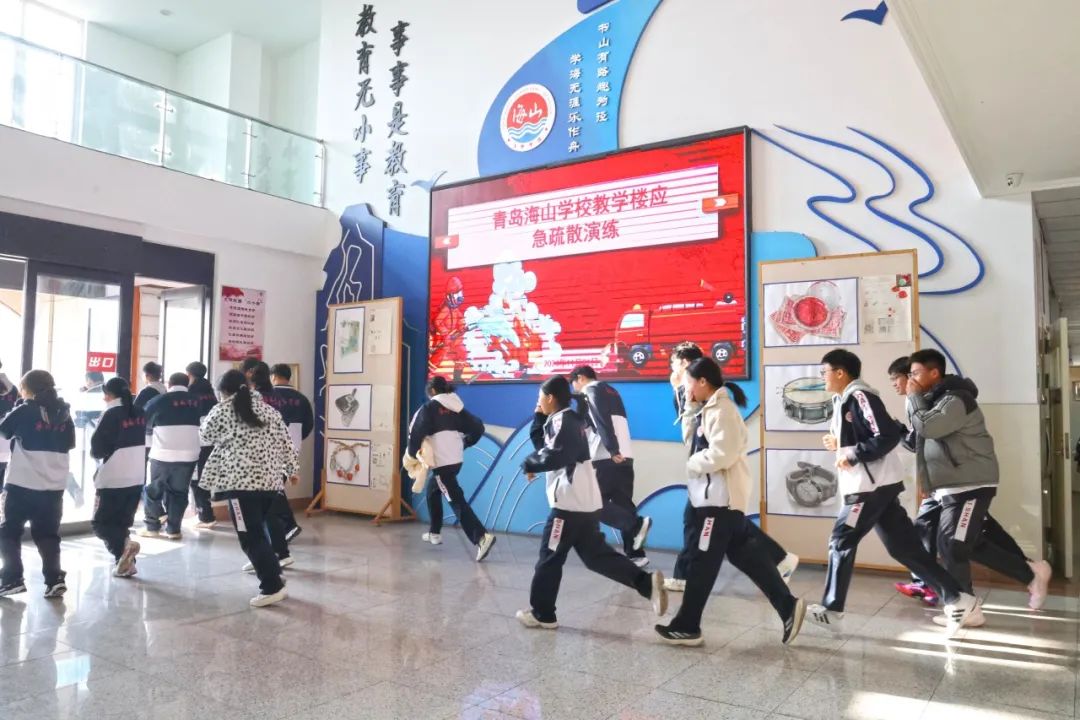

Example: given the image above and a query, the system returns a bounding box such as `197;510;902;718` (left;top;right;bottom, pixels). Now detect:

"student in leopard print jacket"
199;370;299;608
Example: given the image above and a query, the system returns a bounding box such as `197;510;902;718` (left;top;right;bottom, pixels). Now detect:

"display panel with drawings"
759;250;918;570
309;297;413;523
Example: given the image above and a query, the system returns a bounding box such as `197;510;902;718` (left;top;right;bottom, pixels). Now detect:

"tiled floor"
0;514;1076;720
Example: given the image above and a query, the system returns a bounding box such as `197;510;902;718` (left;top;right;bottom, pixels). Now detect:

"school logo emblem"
501;84;556;152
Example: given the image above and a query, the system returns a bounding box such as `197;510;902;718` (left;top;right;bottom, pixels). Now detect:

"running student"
405;376;496;561
269;363;314;543
569;365;652;566
199;370;299;608
808;349;977;636
905;349;1051;626
886;356;1050;612
656;358;805;646
666;342;798;592
186;361;219;530
516;375;667;630
0;370;75;598
89;377;145;578
248;362;295;568
0;358;18;490
140;373;201;539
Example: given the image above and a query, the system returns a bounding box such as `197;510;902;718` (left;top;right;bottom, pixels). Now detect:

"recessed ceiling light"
160;8;173;16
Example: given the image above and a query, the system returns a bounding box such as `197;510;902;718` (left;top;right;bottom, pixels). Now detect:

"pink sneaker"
895;582;939;606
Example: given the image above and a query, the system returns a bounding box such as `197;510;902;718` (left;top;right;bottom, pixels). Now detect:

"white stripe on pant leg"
0;490;6;526
230;499;246;532
548;517;564;551
954;498;977;542
845;502;864;529
698;516;714;551
436;476;449;500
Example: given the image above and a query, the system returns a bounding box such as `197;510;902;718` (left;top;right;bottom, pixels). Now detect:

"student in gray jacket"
906;349;1041;622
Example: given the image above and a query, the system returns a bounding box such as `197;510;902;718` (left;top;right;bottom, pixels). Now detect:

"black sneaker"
0;580;27;597
43;581;67;599
783;597;806;645
654;623;703;647
285;526;302;543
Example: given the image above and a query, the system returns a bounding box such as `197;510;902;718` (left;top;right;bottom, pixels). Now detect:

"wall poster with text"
219;286;266;361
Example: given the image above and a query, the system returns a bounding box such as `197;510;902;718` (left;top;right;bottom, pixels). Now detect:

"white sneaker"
115;539;140;577
279;556;295;569
137;528;161;539
1027;560;1052;610
194;520;216;530
664;577;686;592
633;516;652;551
242;561;256;574
515;609;558;629
164;531;182;540
942;592;978;637
476;533;497;562
650;571;668;616
806;603;844;633
250;588;288;608
113;563;138;578
631;556;650;568
422;532;442;545
777;553;799;585
934;599;985;629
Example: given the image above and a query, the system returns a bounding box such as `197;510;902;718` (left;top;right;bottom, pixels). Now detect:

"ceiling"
1036;187;1080;352
892;0;1080;197
38;0;320;54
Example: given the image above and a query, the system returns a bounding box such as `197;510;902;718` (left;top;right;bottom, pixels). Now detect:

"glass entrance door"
160;284;209;374
23;262;132;528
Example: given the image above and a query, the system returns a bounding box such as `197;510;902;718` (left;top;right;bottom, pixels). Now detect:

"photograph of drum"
781;377;833;425
763;364;836;431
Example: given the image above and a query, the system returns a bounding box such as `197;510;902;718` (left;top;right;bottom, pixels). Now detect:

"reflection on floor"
0;515;1076;720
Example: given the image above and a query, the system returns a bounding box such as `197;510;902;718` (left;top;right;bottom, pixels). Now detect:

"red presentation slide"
428;129;749;384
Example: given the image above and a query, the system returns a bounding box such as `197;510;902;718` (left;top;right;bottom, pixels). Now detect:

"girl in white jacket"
516;375;667;630
655;358;805;647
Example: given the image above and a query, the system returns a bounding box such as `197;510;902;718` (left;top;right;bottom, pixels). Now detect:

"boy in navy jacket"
269;363;314;542
140;373;202;539
0;370;75;598
186;361;219;528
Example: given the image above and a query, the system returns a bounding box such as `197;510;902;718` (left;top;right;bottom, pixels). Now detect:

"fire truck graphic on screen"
613;294;746;371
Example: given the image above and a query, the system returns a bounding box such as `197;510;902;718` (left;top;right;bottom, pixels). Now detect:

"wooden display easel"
306;297;415;525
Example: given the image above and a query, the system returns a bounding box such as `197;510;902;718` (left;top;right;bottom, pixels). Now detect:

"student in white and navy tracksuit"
0;370;75;598
568;366;651;565
268;363;314;545
185;361;219;527
199;370;299;608
406;376;496;561
141;373;202;537
0;364;18;491
666;343;797;593
89;378;146;578
655;358;804;647
516;375;667;630
807;349;976;637
134;362;166;410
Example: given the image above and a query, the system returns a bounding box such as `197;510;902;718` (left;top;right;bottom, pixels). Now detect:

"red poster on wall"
86;352;117;372
219;286;266;361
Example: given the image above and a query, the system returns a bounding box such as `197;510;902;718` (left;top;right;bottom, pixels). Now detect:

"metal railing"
0;31;325;207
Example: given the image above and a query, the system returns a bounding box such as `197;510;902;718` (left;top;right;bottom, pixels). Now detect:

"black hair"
539;375;573;410
240;357;261;374
909;349;947;375
168;372;190;388
672;343;704;363
219;369;264;428
685;358;748;408
186;361;207;379
142;361;163;381
250;362;274;394
21;369;69;423
426;376;453;396
104;377;136;418
887;356;911;376
568;365;597;382
270;363;292;381
86;371;105;385
821;349;862;379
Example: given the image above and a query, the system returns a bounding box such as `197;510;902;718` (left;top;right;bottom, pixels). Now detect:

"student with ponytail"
655;358;806;647
199;370;299;608
89;377;146;577
0;370;75;598
247;361;296;569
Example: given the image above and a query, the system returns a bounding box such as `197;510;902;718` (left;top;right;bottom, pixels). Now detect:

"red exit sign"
86;352;117;372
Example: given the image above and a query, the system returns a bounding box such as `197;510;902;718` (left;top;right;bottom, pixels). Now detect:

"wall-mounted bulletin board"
759;250;919;570
307;297;414;524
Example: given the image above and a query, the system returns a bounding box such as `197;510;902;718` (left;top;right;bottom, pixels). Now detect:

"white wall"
228;33;265;119
272;40;319;136
315;0;1045;553
176;34;232;108
83;24;177;89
